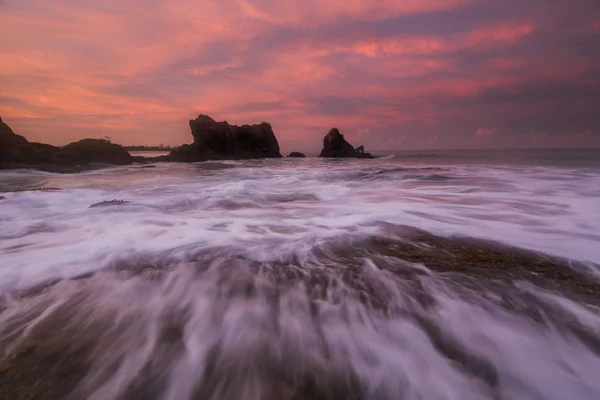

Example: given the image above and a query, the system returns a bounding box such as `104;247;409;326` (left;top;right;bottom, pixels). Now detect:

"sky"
1;0;599;151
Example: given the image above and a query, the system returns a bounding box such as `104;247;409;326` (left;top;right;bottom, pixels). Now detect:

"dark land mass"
0;228;598;400
0;117;133;172
288;152;306;158
1;116;379;172
319;128;374;158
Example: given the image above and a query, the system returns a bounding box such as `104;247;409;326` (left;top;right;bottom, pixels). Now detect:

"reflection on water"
128;151;171;158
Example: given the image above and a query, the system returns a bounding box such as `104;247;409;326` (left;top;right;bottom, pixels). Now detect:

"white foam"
0;159;599;290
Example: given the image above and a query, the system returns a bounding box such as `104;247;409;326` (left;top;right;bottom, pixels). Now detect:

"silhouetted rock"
168;114;282;161
0;117;28;148
288;152;306;158
59;139;133;165
1;118;56;168
0;117;133;172
319;128;374;158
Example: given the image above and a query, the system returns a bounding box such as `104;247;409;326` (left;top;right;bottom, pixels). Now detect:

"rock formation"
169;114;282;161
59;139;133;165
319;128;374;158
0;117;133;172
288;152;306;158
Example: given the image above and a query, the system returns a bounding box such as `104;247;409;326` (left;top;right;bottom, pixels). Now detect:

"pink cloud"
0;0;597;150
427;134;440;144
475;127;499;138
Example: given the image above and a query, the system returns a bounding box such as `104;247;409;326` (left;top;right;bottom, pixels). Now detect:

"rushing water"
1;150;600;399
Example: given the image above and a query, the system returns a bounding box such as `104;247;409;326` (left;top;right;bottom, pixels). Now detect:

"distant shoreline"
124;146;176;151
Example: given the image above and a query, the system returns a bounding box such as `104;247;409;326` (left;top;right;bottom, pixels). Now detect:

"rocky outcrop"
0;117;133;172
169;114;282;161
319;128;374;158
59;139;133;165
288;152;306;158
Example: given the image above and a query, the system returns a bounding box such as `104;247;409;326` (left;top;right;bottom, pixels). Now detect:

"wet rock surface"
1;230;599;400
89;200;131;208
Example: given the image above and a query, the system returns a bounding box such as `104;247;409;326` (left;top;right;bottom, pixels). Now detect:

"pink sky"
1;0;599;151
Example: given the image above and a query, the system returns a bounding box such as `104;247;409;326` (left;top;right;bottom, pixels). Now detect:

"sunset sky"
1;0;599;151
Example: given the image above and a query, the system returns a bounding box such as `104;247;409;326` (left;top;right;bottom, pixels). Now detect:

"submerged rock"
0;117;133;171
287;152;306;158
319;128;374;158
89;200;131;208
168;114;282;162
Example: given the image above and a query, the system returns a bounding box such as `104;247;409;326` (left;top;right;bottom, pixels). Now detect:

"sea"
1;148;600;399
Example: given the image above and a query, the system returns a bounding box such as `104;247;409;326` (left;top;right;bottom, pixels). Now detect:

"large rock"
0;117;133;171
169;114;282;161
1;117;54;168
319;128;374;158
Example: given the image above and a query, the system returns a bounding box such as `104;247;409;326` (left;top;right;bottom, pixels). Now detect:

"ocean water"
1;149;600;399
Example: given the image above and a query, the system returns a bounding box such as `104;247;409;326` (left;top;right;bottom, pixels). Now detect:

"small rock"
287;152;306;158
89;200;131;208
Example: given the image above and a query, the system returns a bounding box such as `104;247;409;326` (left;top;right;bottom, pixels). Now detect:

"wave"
1;232;599;399
2;158;600;399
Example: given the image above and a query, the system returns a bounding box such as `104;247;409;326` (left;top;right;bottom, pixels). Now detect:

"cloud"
427;134;440;144
0;0;599;149
475;127;498;137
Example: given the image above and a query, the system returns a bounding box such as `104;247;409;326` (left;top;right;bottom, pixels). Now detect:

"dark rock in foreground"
168;114;282;162
0;117;133;172
288;152;306;158
319;128;374;158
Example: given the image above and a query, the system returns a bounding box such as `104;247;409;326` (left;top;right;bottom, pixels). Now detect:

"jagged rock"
319;128;374;158
169;114;282;161
288;152;306;158
0;117;133;171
